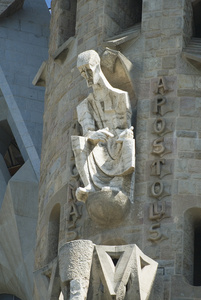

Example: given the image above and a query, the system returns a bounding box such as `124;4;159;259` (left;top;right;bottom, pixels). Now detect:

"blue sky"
45;0;51;8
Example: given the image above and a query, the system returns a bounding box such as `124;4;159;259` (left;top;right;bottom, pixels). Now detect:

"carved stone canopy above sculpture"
0;0;24;19
71;50;135;226
101;48;137;109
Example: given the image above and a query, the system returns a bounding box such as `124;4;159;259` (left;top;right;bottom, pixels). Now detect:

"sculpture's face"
79;63;100;87
80;66;94;86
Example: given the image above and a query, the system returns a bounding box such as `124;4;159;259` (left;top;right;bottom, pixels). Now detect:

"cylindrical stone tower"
34;0;201;299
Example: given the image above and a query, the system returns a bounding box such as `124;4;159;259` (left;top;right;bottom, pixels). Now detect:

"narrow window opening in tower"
57;0;77;47
192;1;201;38
193;226;201;285
47;204;61;263
105;0;142;37
119;0;142;29
183;208;201;286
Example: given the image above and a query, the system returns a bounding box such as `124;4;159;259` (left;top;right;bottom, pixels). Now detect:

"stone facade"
1;0;201;299
33;0;201;299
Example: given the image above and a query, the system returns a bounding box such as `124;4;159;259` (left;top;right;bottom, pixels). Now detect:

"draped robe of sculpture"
71;50;135;203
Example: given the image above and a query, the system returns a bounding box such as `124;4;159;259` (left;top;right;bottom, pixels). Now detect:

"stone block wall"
35;0;201;299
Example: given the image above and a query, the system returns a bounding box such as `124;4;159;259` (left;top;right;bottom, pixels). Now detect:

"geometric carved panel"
95;244;158;300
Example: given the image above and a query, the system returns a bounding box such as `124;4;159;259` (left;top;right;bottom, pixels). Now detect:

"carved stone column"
58;240;94;299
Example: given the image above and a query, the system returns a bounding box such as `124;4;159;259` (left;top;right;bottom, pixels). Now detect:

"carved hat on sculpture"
77;50;100;69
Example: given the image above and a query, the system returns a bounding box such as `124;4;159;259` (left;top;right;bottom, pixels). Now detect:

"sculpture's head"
77;50;101;87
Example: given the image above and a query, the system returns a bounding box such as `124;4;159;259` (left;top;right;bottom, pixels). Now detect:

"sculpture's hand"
116;126;134;143
87;127;114;145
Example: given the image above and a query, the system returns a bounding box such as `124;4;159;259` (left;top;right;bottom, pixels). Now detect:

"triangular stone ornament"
107;252;123;267
96;245;134;297
140;257;149;269
95;244;158;300
135;247;158;300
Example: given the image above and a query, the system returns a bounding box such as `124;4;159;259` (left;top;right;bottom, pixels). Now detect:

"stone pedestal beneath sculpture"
58;241;158;300
86;190;130;226
58;240;94;300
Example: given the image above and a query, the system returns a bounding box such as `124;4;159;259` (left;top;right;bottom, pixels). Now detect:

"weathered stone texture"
34;0;201;299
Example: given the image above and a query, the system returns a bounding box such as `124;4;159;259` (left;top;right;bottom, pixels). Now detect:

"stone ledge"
103;23;141;47
0;0;24;19
32;61;47;87
52;36;75;63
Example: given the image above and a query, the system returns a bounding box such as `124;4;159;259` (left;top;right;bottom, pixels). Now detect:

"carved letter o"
153;118;166;134
151;181;163;197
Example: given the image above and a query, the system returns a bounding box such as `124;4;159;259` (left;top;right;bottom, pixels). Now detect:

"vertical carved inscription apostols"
149;78;173;241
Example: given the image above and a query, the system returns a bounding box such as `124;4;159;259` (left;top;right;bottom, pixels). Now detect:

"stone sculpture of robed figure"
71;50;135;214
